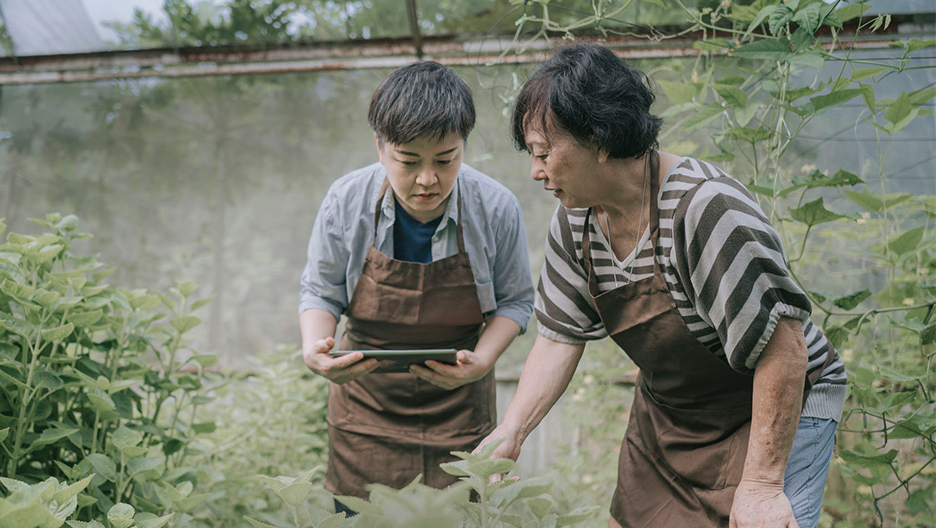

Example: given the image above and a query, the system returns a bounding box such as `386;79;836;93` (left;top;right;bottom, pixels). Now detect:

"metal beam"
0;17;925;85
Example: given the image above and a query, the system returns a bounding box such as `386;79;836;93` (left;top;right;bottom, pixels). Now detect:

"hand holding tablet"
328;349;458;373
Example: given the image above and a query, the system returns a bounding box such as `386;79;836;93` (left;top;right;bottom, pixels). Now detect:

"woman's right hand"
473;422;523;482
303;336;379;384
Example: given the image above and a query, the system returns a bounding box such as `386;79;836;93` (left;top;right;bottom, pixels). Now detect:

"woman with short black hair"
480;43;845;528
299;61;534;513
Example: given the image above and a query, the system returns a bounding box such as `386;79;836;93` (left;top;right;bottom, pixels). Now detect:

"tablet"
328;349;458;373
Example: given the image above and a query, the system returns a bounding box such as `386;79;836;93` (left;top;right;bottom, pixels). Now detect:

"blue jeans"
783;416;837;528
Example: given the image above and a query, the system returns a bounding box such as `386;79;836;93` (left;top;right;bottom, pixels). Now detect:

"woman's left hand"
410;350;490;390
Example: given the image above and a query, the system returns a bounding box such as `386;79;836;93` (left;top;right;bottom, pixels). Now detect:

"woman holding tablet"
298;61;534;512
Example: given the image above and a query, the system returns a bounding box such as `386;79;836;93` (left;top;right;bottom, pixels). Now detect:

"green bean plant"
512;1;935;525
0;215;219;525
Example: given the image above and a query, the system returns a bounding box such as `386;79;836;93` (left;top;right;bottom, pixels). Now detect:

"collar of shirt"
372;172;459;238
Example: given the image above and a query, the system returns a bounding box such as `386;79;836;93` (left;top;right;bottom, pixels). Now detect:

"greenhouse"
0;1;934;527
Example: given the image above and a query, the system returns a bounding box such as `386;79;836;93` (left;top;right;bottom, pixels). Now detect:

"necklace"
604;153;650;288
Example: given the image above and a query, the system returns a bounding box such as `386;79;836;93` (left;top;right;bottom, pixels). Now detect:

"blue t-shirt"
393;199;443;263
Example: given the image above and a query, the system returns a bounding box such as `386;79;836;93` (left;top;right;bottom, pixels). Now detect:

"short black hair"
512;43;662;159
368;61;475;145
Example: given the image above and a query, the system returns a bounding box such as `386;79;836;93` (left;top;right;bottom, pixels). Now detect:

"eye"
399;160;417;166
536;154;548;161
436;159;452;165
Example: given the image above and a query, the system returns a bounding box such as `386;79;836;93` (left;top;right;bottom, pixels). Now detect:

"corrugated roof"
0;0;103;56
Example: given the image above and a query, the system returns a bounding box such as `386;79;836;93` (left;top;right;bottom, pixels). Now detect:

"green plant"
193;346;330;527
0;214;218;522
0;474;93;528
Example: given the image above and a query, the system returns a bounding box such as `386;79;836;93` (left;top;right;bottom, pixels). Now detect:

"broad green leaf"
746;4;778;32
810;89;863;112
656;80;699;105
277;482;313;507
6;232;33;245
832;290;872;310
888;227;925;256
332;495;377;514
0;428;7;442
192;422;216;434
889;419;925;439
909;86;936;106
244;518;279;528
189;296;213;311
789;198;846;227
170;316;201;334
889;38;936;54
67;522;107;528
921;323;936;346
86;454;117;482
33;370;64;391
1;278;35;298
887;107;927;135
713;84;748;108
844;189;884;213
32;427;79;447
36;291;61;307
0;476;30;493
735;103;759;126
155;291;176;310
851;67;889;81
792;2;821;35
41;323;74;343
189;354;218;369
0;219;4;234
789;51;824;69
127;457;163;478
53;475;94;504
732;38;794;60
316;513;348;528
66;310;104;326
112;426;142;448
177;281;198;297
722;126;771;144
173;493;211;512
885;92;913;125
840;448;897;469
108;503;135;528
28;244;63;264
684;104;725;131
558;505;602;527
768;6;794;36
836;3;871;22
87;392;116;413
134;515;174;528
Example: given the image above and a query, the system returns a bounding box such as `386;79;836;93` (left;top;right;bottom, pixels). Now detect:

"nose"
416;166;437;187
530;161;546;182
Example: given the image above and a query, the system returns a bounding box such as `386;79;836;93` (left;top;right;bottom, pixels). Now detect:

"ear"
597;148;610;164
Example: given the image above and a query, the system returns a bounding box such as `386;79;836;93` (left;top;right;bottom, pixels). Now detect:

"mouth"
545;187;562;198
413;193;438;201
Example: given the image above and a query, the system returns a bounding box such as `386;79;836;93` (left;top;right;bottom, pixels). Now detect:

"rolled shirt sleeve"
487;192;535;333
672;176;813;373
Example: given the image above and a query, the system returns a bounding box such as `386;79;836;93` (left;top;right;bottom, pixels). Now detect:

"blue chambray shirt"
299;162;535;333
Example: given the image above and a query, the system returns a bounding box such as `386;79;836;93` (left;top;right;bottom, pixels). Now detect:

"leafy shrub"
0;215;217;523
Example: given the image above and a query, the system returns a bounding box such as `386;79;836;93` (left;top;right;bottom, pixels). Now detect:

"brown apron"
586;153;833;527
325;180;496;499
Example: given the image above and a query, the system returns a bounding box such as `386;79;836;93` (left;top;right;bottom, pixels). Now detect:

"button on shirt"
299;163;535;333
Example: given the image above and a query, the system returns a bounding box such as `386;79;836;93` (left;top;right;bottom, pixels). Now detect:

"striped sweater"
535;157;847;421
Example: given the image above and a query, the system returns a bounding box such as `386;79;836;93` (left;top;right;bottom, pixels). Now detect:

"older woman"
480;44;846;528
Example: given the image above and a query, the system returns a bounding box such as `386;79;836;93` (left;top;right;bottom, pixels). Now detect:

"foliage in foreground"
244;442;598;528
0;215;218;525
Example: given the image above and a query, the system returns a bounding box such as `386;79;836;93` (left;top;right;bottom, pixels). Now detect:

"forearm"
299;309;338;351
741;317;808;484
473;316;522;371
500;334;585;444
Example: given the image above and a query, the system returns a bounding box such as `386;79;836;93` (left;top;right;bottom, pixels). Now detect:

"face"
377;133;464;223
524;123;606;209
